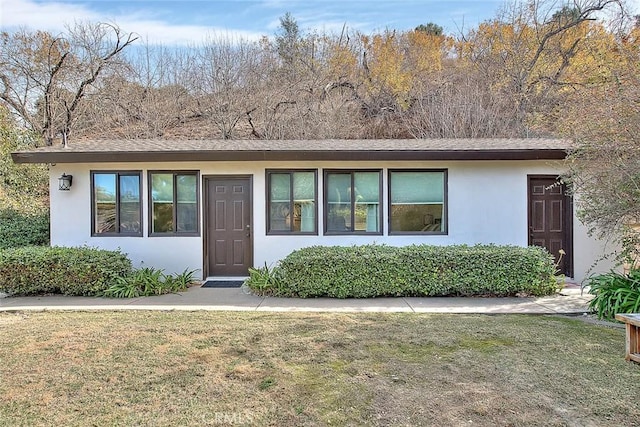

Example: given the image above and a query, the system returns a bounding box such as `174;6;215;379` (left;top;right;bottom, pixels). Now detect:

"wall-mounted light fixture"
58;173;73;191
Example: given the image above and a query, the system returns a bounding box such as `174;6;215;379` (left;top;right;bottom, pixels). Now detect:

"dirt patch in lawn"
0;312;638;426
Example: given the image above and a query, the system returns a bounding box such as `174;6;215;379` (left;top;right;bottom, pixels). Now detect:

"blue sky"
2;0;638;45
2;0;510;44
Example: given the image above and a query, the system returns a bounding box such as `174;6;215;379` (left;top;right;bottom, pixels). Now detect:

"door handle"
245;224;251;237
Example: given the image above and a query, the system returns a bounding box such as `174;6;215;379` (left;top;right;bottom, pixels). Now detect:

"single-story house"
12;138;613;282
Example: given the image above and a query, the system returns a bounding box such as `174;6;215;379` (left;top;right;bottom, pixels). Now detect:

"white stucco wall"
49;159;613;282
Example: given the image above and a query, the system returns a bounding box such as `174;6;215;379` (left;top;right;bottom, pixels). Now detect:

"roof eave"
11;149;568;164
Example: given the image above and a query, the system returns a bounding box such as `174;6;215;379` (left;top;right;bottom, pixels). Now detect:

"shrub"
586;269;640;321
247;244;558;298
246;263;285;296
102;267;197;298
0;208;49;249
0;246;132;296
164;268;199;292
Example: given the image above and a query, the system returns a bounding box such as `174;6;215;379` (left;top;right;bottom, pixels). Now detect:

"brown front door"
528;176;573;277
204;176;252;277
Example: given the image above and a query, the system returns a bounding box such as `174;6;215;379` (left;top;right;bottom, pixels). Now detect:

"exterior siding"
49;159;613;282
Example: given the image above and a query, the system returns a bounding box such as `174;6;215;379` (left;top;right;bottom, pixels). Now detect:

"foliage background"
0;107;50;248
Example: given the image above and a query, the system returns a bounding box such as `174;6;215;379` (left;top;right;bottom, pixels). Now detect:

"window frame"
387;168;448;236
266;169;318;235
323;169;383;236
91;170;143;237
148;170;200;237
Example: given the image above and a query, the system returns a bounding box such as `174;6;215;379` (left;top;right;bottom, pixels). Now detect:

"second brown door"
528;176;572;277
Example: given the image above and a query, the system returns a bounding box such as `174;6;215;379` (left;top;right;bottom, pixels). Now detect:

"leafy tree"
361;30;412;110
275;12;302;65
0;105;50;247
0;106;48;211
415;23;444;36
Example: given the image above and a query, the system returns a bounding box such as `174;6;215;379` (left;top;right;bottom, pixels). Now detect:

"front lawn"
0;312;638;426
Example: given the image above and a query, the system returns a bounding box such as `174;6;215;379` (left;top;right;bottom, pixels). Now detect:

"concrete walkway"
0;285;592;314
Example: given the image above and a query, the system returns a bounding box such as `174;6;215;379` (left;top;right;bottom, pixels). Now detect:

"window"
389;170;447;234
324;170;382;234
149;171;199;235
267;170;317;234
92;171;142;236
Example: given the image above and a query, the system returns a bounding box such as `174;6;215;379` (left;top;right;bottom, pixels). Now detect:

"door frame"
527;174;574;278
202;174;254;278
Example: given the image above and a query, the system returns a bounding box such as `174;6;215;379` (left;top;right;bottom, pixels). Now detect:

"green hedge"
0;246;132;296
248;244;558;298
0;208;49;249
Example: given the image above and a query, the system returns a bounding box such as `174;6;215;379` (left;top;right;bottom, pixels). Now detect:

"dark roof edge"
11;149;568;164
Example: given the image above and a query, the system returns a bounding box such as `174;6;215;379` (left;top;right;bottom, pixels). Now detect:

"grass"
0;311;638;426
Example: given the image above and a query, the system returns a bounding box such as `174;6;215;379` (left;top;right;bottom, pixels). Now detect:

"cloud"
116;18;264;46
2;0;101;31
1;0;264;45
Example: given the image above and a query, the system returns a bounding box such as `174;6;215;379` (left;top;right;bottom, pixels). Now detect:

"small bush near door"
0;246;132;296
586;269;640;321
102;267;198;298
247;244;558;298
